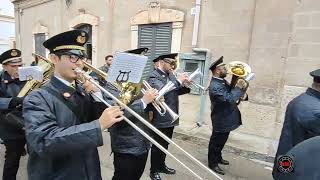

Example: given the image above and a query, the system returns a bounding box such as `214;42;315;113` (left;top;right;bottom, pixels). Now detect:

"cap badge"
11;50;18;57
76;33;86;44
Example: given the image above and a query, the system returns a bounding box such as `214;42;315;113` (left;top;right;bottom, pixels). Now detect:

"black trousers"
208;131;230;168
150;127;174;172
2;139;26;180
112;152;148;180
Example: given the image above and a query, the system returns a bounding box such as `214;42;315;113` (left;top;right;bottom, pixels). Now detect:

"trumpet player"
23;30;124;180
0;49;27;180
207;56;247;175
102;48;159;180
147;53;190;180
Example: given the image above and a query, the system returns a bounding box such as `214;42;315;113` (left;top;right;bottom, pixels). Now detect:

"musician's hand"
99;106;124;130
9;97;24;109
142;88;158;104
236;79;247;90
177;73;189;83
183;80;192;87
82;81;99;93
159;96;165;102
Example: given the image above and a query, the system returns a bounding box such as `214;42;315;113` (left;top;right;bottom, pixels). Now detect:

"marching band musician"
0;49;27;180
207;56;247;175
272;69;320;179
23;30;124;180
102;47;159;180
147;53;190;180
99;55;113;73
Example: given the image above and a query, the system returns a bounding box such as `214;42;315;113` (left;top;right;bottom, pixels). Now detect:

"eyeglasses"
63;54;86;63
7;64;23;68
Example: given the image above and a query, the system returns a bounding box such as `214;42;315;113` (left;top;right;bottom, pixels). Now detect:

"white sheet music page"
18;66;44;81
107;52;148;83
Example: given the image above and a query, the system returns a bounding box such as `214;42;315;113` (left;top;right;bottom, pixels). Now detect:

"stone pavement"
0;132;273;180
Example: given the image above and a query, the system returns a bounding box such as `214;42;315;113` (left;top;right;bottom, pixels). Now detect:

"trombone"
82;60;121;90
74;68;223;180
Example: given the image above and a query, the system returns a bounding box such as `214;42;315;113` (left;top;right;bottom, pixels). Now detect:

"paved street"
0;132;273;180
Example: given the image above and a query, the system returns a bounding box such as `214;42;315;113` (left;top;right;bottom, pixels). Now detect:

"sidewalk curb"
173;131;275;166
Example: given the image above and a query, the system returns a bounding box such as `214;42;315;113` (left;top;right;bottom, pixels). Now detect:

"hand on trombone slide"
99;106;124;130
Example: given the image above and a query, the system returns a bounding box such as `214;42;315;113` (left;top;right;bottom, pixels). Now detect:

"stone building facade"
0;1;15;53
11;0;320;158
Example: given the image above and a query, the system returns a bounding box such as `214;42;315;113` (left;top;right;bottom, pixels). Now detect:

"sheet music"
107;52;148;83
18;66;43;81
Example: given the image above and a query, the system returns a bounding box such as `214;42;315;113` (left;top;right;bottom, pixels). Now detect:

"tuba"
226;61;255;101
17;53;54;97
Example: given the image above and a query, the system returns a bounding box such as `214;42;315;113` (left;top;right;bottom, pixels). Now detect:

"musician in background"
23;30;124;180
104;47;158;180
147;53;190;180
0;49;26;180
273;69;320;179
208;56;246;175
99;54;113;73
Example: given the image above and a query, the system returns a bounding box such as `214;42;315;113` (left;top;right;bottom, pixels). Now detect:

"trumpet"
185;68;206;91
74;67;223;180
173;68;206;92
142;80;179;122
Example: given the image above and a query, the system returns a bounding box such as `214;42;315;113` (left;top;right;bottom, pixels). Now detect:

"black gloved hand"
8;97;24;109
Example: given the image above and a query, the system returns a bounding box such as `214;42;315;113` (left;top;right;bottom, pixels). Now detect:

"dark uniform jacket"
272;88;320;179
98;65;109;73
103;82;150;156
146;69;190;128
23;76;105;180
274;136;320;180
0;71;26;140
209;77;244;132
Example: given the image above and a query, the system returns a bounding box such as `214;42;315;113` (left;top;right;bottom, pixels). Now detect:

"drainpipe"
16;7;22;50
192;0;201;47
193;48;211;127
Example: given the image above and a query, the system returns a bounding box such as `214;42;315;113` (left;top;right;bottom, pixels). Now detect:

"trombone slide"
75;68;223;180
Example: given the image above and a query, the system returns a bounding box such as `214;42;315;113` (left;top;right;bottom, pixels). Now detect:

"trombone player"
102;48;159;180
207;56;247;175
0;49;27;180
147;53;190;180
23;30;124;180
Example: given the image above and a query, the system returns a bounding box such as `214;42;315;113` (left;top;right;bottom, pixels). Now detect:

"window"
185;62;198;72
34;33;46;57
138;23;172;80
75;24;92;62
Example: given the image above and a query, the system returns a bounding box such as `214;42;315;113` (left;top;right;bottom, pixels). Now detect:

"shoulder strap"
42;86;83;121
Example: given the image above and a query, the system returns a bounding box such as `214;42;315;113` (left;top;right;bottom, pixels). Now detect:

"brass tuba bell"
226;61;255;102
226;61;252;89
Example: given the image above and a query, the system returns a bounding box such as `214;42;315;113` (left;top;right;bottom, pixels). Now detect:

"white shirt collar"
54;74;75;87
